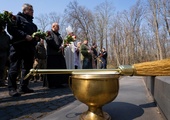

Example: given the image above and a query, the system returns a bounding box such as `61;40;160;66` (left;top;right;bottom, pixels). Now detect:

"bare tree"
35;14;50;31
147;0;163;60
129;0;146;63
94;0;115;50
159;0;170;36
64;1;94;42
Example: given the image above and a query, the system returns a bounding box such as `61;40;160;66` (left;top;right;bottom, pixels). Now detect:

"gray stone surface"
42;76;165;120
154;76;170;120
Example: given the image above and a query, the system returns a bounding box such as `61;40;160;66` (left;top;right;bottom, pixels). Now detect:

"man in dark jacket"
7;3;38;97
0;25;10;86
80;39;93;69
44;22;68;88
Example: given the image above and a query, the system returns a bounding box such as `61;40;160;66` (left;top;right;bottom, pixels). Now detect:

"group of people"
0;3;107;97
80;40;108;69
64;38;108;70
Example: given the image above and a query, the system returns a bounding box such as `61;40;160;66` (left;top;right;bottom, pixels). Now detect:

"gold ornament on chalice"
25;58;170;120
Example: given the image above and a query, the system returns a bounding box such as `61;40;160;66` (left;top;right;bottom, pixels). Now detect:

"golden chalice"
70;71;120;120
25;69;121;120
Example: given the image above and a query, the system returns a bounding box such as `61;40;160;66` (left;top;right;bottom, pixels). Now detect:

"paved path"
0;81;76;120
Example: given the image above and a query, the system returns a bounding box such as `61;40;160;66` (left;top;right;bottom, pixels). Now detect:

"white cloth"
64;42;82;69
64;42;75;69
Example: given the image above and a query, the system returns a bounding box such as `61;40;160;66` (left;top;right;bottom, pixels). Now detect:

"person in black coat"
44;22;68;88
91;42;98;69
7;3;38;97
99;48;107;69
0;25;10;86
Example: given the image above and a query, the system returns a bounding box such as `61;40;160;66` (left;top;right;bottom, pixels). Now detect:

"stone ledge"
144;76;170;120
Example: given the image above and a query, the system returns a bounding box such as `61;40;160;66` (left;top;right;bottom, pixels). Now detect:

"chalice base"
80;111;111;120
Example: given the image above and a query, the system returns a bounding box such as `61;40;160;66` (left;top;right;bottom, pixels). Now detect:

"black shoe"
0;81;5;87
18;87;34;94
0;83;5;87
9;90;21;97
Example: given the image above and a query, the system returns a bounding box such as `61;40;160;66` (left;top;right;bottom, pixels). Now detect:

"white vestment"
64;42;75;69
64;42;82;69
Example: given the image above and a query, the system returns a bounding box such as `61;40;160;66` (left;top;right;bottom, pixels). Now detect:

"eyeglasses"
27;8;33;12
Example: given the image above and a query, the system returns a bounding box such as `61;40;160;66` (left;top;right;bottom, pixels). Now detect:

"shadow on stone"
65;112;82;118
103;102;144;120
139;102;156;108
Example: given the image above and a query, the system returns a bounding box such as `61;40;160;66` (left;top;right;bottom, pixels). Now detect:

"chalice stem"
80;106;111;120
89;106;103;116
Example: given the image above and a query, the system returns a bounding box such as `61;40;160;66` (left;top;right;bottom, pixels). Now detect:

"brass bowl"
69;71;120;120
